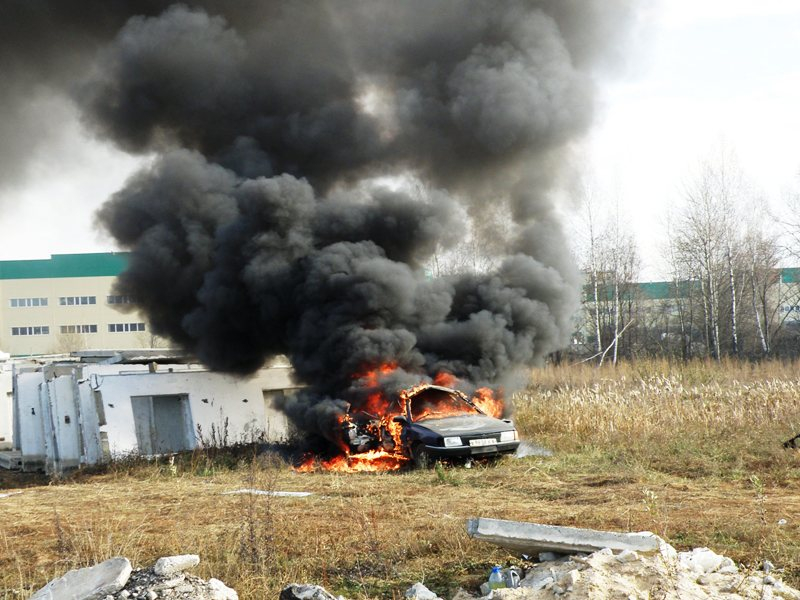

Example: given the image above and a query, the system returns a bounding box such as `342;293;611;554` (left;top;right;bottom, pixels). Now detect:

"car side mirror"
392;416;408;424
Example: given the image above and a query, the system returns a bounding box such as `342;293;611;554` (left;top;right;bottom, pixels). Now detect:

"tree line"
572;147;800;363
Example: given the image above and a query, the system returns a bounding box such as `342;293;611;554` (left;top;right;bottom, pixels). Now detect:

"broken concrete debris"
31;556;132;600
222;489;313;498
27;524;800;600
279;583;342;600
466;518;662;555
31;555;237;600
153;554;200;577
405;582;443;600
462;519;800;599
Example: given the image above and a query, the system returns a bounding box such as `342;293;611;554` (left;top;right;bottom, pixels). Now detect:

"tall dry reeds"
514;358;800;477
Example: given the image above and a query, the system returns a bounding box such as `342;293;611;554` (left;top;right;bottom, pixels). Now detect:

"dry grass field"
2;359;800;599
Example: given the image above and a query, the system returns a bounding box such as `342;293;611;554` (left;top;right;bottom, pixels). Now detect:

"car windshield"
409;388;480;422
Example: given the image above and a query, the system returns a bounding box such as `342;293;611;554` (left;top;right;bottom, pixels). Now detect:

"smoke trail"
2;1;636;439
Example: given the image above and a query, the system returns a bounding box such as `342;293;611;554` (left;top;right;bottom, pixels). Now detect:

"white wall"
77;380;104;465
15;370;46;469
86;365;295;457
41;375;83;472
0;363;12;449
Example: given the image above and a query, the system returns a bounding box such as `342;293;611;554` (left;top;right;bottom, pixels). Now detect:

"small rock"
696;575;710;586
153;555;200;577
559;570;580;588
551;584;564;595
280;583;340;600
615;550;639;564
772;581;800;599
594;548;613;557
679;548;724;574
451;587;479;600
534;576;554;591
764;575;776;585
120;592;130;599
479;583;491;597
764;560;775;573
145;591;158;600
208;577;239;600
538;552;561;562
152;574;185;591
405;582;440;600
717;557;738;574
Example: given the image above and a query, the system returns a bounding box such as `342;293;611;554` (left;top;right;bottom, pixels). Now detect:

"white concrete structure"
0;358;12;450
6;353;299;475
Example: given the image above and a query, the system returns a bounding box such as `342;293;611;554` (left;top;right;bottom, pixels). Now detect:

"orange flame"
293;365;505;473
472;387;504;418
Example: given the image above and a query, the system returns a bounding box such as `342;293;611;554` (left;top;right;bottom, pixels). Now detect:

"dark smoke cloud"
2;1;635;441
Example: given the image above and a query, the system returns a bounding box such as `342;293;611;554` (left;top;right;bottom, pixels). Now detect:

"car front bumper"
423;440;520;458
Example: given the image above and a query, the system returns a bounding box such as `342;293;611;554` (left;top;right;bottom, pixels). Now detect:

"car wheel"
411;443;430;470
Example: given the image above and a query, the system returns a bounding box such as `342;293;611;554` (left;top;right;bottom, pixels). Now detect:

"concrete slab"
222;489;312;498
30;556;131;600
466;518;662;555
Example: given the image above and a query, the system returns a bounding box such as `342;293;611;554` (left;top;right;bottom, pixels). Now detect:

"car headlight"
443;436;462;447
500;430;518;443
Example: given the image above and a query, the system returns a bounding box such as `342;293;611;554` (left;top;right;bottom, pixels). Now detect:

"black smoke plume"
3;1;635;441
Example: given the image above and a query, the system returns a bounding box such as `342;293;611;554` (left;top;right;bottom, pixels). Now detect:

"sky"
2;1;800;281
586;0;800;278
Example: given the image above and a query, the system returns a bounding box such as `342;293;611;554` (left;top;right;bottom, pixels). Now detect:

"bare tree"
573;178;640;364
743;201;799;356
672;148;750;360
663;216;698;359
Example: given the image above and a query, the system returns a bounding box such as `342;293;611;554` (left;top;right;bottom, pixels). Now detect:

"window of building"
59;296;96;306
60;324;98;334
9;297;48;308
11;326;50;336
108;322;146;333
107;295;136;304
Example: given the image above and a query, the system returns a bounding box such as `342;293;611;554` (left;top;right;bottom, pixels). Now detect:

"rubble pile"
462;518;800;599
30;542;800;600
456;544;800;600
281;542;800;600
31;555;238;600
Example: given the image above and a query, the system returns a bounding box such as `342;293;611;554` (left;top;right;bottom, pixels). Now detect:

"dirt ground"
1;452;798;600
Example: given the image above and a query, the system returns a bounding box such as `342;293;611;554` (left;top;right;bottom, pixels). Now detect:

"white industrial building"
0;352;298;475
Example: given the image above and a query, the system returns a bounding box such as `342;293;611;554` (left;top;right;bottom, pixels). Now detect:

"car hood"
412;414;512;436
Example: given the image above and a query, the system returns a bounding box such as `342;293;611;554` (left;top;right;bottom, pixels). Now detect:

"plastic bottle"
488;566;506;590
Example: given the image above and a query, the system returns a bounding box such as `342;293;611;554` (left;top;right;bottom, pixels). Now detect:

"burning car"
343;384;520;468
